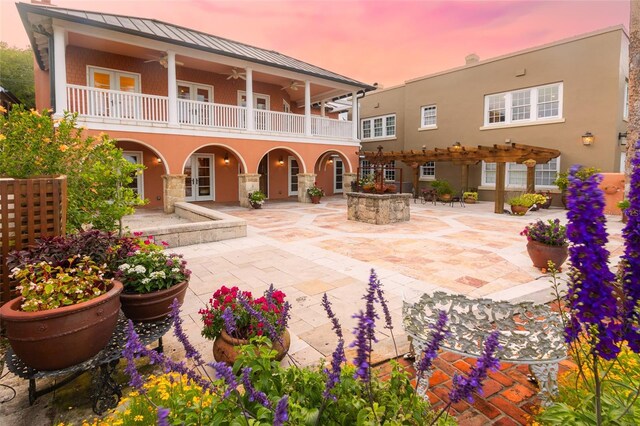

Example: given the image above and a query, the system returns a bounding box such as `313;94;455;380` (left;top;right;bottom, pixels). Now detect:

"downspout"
32;26;55;112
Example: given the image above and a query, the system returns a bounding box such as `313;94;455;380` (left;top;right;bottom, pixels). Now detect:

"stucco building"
358;26;629;201
18;1;373;211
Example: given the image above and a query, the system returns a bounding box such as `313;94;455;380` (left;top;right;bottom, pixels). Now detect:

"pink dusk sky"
0;0;630;87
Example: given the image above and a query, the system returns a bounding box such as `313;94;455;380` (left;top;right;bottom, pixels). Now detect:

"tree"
0;42;35;109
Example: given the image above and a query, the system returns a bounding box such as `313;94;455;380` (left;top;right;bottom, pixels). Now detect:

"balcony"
66;85;354;140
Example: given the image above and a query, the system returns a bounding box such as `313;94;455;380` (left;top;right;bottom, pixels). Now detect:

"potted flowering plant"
507;193;547;215
520;219;569;271
307;183;325;203
0;255;122;370
117;248;191;322
463;191;478;204
199;285;291;364
248;190;266;209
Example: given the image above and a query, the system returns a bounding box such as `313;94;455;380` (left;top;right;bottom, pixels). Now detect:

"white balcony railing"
67;84;168;123
66;85;352;139
311;116;352;139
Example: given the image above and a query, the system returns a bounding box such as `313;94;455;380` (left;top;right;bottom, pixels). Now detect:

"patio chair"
449;192;465;207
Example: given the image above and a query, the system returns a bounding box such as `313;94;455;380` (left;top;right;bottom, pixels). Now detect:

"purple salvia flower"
122;320;146;393
363;269;380;342
416;311;449;379
278;300;291;330
221;306;237;337
170;298;204;365
157;407;170;426
209;361;239;399
238;294;283;345
322;339;345;401
273;395;289;426
321;293;343;339
622;144;640;353
376;287;393;331
350;311;374;382
449;331;501;403
241;367;272;408
566;165;621;359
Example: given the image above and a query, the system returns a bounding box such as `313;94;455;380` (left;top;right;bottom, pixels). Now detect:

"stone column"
238;173;260;208
162;174;186;213
343;172;357;198
297;173;317;203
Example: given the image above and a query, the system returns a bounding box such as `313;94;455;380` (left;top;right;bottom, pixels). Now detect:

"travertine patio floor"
1;196;626;425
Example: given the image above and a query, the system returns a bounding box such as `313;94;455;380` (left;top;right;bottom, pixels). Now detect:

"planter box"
346;192;411;225
0;176;67;306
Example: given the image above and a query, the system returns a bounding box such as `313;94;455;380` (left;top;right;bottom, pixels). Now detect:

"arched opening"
116;139;168;208
256;147;304;199
313;150;350;196
181;144;246;203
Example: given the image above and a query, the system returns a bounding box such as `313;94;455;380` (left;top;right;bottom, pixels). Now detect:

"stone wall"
162;174;186;213
346;192;411;225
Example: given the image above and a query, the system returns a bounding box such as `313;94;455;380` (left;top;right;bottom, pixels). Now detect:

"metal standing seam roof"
17;2;375;91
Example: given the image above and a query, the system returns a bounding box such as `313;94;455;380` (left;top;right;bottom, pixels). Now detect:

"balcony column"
321;100;326;117
52;26;67;117
351;91;359;140
167;51;178;126
238;173;260;208
246;68;254;131
304;80;312;136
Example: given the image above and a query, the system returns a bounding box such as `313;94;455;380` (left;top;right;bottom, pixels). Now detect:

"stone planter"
120;280;189;322
510;205;529;215
310;195;322;204
213;329;291;365
526;241;569;270
0;280;122;371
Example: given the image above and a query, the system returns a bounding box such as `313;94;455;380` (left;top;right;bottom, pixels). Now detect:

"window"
384;160;396;182
360;160;372;178
481;158;560;187
420;161;436;179
283;100;290;113
483;83;563;126
361;114;396;140
624;80;629;120
421;105;437;128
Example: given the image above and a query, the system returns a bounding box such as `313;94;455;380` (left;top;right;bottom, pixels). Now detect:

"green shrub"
507;193;547;207
431;179;454;195
462;191;478;200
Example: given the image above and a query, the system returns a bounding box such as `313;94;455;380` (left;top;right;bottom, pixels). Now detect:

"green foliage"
507;193;547;207
12;256;110;312
88;338;453;426
554;168;600;191
117;251;190;294
0;42;35;108
618;199;631;210
307;184;325;197
248;190;266;205
0;106;146;231
462;191;478;200
430;179;454;195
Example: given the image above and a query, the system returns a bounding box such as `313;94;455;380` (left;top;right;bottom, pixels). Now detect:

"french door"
123;151;144;197
177;82;213;125
334;159;344;193
288;156;299;196
184;154;214;201
88;66;140;118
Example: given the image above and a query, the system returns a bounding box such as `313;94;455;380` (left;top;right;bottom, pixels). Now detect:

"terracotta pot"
120;280;189;322
250;201;262;209
439;194;452;202
0;280;122;371
537;193;553;209
213;329;291;365
511;205;529;215
310;195;321;204
464;198;476;204
526;240;569;270
561;192;568;210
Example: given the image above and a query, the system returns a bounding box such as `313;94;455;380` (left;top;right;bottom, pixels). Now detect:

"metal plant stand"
5;314;172;414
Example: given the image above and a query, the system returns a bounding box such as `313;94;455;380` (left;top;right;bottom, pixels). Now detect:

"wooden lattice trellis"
0;176;67;305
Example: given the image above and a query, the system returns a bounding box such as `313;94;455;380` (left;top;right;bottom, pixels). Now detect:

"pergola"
361;143;561;214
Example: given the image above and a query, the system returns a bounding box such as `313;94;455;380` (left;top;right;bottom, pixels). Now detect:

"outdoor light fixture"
156;157;163;164
582;131;595;146
451;141;462;152
278;156;284;165
619;132;628;146
224;152;230;165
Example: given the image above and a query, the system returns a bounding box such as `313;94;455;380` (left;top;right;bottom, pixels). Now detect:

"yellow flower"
59;144;69;152
124;409;131;416
134;415;144;422
30;109;41;116
0;134;6;141
0;105;7;113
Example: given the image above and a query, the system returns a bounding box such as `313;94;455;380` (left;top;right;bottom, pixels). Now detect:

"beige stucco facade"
359;26;629;201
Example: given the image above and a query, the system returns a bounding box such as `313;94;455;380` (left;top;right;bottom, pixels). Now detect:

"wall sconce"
224;152;230;165
619;132;628;146
582;131;595;146
327;158;333;164
451;141;462;152
278;156;284;165
156;157;163;164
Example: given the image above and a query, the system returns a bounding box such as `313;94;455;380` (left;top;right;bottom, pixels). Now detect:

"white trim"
181;143;247;177
283;99;290;113
479;118;565;131
483;82;563;127
53;25;67;116
420;104;437;128
418;126;438;131
419;161;436;180
624;79;629;121
620;151;627;173
177;80;214;102
361;113;396;140
122;150;144;198
481;157;561;189
237;90;271;110
360;136;397;142
288;156;299;196
334;158;344;193
184;154;215;201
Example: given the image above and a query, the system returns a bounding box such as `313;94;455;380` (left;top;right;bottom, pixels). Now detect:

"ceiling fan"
281;81;304;91
226;68;246;80
144;54;184;68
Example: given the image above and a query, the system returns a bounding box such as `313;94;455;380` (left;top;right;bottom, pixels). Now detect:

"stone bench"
402;292;566;405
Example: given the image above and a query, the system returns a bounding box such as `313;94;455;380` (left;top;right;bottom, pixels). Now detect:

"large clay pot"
439;194;452;202
213;329;291;365
511;205;529;215
526;240;569;270
310;195;322;204
464;198;476;204
120;280;189;322
0;280;122;371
